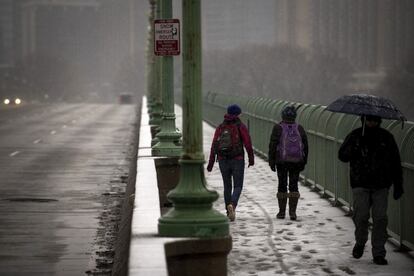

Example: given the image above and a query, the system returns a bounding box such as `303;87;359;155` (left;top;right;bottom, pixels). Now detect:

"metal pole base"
152;133;182;157
158;208;229;237
152;143;182;157
158;159;229;237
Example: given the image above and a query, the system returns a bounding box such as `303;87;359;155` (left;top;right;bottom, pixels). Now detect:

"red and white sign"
154;19;180;56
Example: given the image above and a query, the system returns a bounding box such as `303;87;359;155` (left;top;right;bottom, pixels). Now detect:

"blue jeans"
352;187;389;258
218;159;245;209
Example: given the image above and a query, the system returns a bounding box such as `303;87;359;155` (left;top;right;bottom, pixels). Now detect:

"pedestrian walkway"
130;102;414;276
202;110;414;276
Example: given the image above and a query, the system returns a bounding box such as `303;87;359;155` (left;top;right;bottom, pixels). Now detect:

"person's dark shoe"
276;210;286;219
352;244;365;259
373;256;388;265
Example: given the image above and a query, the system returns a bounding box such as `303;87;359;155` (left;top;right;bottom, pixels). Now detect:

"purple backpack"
277;122;304;163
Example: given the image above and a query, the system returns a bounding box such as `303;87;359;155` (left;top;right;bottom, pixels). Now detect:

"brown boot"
288;192;300;220
226;204;235;222
276;192;288;219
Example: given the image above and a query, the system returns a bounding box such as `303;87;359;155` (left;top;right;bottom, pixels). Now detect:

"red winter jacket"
208;114;254;164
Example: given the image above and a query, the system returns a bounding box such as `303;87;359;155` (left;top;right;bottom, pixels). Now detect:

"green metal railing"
203;91;414;251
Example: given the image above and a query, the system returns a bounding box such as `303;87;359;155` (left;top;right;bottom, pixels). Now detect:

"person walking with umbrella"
329;94;405;265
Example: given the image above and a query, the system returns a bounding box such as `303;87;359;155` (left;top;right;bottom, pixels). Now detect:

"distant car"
118;93;133;104
3;97;22;105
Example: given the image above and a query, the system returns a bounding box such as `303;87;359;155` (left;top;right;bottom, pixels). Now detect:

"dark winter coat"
338;126;403;190
208;114;254;163
268;121;308;170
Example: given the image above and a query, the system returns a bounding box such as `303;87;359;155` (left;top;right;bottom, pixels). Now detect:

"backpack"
215;122;243;159
277;122;304;163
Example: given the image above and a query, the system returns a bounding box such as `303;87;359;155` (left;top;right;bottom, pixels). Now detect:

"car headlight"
4;98;10;105
14;98;21;105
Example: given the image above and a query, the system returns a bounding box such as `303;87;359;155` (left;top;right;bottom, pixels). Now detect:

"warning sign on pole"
154;19;180;56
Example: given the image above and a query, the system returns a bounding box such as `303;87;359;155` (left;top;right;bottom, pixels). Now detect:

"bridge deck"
129;101;414;276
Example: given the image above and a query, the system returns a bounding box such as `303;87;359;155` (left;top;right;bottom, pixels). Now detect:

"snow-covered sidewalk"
202;120;414;276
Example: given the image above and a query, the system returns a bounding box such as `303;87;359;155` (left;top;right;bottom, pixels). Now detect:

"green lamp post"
146;0;156;112
158;0;229;237
149;0;163;136
152;0;182;157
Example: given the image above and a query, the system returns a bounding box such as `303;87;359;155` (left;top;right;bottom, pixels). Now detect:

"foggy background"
0;0;148;103
1;0;413;119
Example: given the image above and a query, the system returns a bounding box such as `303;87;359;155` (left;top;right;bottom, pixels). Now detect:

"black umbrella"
326;94;406;121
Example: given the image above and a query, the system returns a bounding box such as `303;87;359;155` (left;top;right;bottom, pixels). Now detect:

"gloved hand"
207;161;214;172
393;185;404;200
248;159;254;167
270;165;276;172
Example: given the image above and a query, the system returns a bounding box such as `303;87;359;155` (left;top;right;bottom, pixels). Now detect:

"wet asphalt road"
0;103;138;275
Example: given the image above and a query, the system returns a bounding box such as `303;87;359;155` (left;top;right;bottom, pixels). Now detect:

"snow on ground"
202;120;414;276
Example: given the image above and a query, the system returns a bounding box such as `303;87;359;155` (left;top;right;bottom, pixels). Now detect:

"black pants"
276;164;300;193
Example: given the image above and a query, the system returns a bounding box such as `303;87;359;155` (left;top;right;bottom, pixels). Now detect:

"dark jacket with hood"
268;120;308;170
208;114;254;163
338;126;403;190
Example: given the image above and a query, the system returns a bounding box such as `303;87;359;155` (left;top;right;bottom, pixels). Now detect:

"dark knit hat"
281;105;297;121
227;104;242;116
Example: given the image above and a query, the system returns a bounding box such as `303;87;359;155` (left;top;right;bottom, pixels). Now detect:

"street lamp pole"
158;0;229;237
146;0;156;112
152;0;182;157
149;0;163;133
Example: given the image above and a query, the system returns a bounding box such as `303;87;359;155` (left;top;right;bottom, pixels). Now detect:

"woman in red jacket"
207;104;254;222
